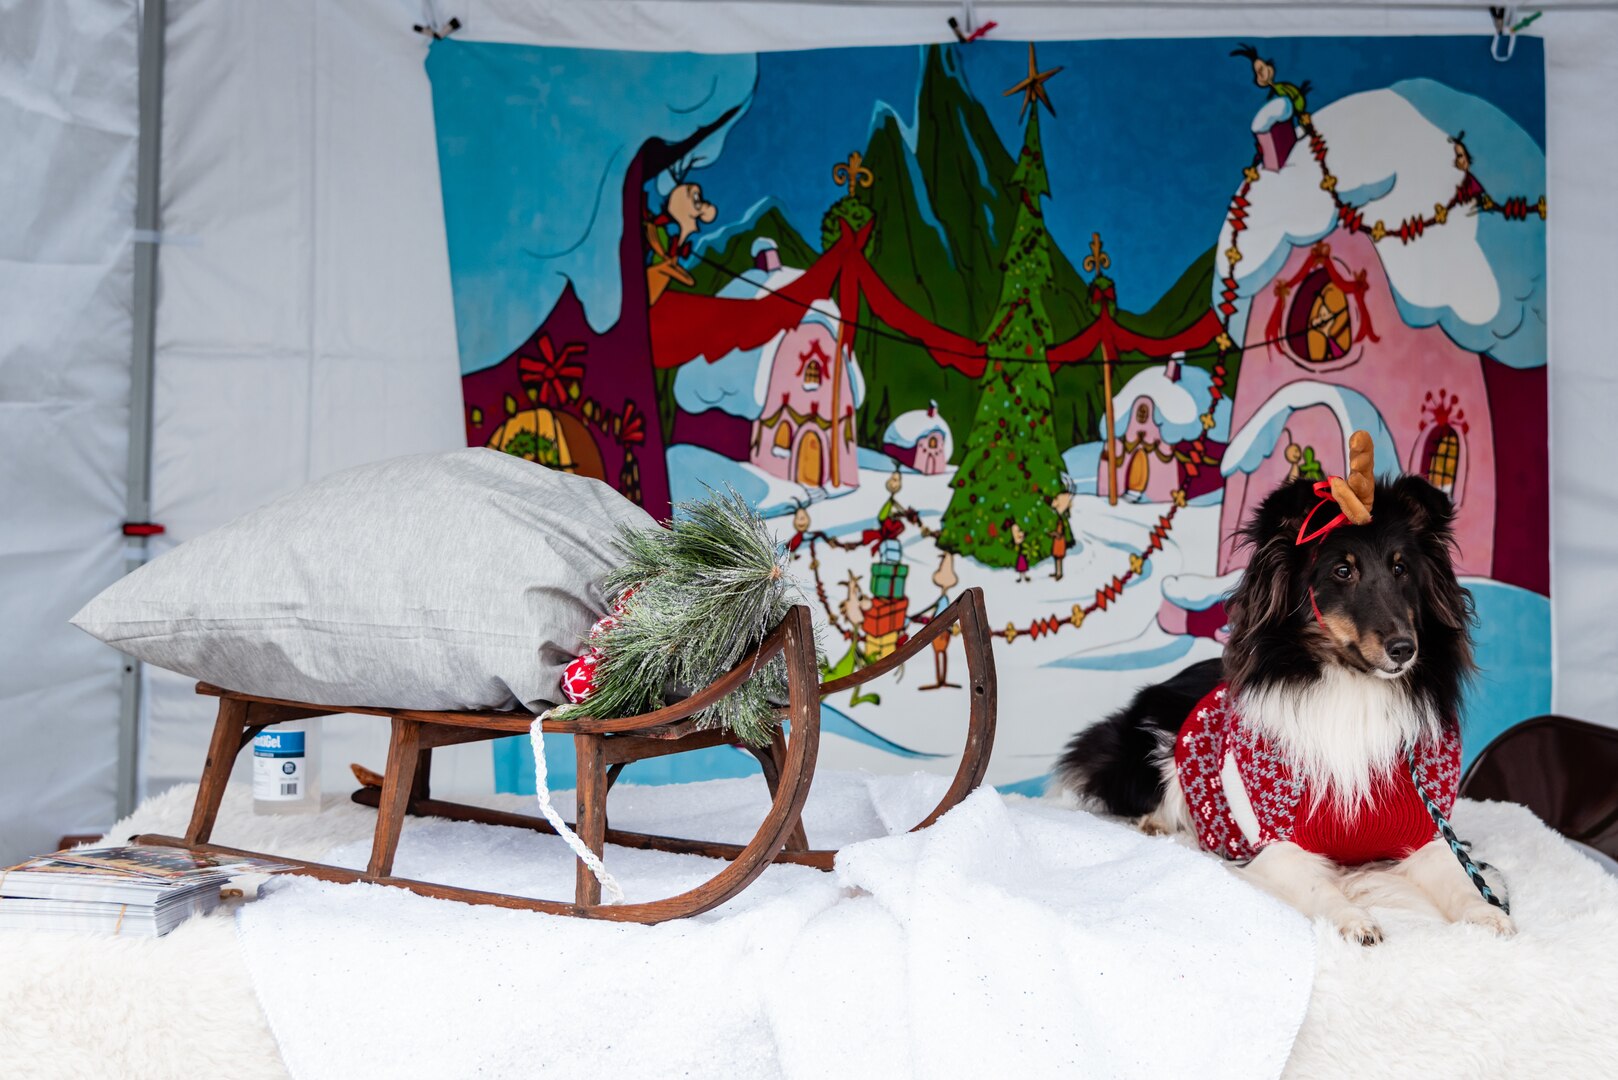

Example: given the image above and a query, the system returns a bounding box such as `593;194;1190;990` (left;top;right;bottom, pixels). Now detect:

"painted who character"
1231;42;1311;118
645;165;719;304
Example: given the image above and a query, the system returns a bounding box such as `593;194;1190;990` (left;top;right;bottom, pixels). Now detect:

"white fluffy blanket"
2;778;1616;1079
234;773;1311;1079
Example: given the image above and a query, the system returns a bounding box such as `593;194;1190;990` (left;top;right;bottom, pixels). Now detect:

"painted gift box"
869;561;909;600
863;629;901;662
864;595;909;638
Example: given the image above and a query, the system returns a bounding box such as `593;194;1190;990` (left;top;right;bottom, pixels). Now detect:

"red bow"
1296;478;1351;546
860;517;905;553
1297;478;1357;631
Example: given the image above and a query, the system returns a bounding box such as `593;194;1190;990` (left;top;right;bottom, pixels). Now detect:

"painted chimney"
1256;124;1297;172
753;238;782;273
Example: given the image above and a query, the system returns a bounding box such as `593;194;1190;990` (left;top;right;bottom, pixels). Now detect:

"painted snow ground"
773;461;1225;790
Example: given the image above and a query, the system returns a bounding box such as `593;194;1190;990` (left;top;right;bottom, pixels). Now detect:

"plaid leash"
1407;754;1510;914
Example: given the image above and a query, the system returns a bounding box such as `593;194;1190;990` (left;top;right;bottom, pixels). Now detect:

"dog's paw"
1458;904;1516;937
1334;910;1384;946
1134;814;1168;836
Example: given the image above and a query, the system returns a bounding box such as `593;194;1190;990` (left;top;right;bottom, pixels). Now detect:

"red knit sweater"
1175;685;1461;865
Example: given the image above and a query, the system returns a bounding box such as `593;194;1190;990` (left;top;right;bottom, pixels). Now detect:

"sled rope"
529;714;625;904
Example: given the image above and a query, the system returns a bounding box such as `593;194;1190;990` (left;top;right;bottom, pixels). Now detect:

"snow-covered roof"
1101;363;1231;444
1162;571;1243;612
1220;379;1398;478
1214;80;1545;369
882;401;952;452
1251;95;1292;134
672;255;864;420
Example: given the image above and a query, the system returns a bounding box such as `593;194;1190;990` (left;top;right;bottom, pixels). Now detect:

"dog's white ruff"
3;782;1617;1078
1238;665;1444;812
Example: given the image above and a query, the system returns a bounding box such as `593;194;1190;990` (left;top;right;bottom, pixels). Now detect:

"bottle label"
254;731;307;801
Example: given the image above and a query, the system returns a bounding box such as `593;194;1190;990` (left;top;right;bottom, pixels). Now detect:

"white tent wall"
141;0;473;806
3;0;1614;864
0;0;138;862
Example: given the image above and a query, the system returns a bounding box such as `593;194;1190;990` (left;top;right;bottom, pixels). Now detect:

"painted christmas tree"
936;47;1068;568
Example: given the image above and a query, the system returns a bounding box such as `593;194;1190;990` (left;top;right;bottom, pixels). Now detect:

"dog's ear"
1384;474;1456;537
1386;476;1474;633
1225;530;1297;637
1226;477;1318;639
1240;475;1325;549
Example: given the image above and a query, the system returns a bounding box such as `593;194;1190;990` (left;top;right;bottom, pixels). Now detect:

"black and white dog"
1056;468;1514;943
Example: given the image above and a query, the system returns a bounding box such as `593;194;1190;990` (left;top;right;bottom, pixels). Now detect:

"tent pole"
119;0;167;820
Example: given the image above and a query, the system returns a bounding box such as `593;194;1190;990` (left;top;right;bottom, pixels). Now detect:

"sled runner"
133;589;996;923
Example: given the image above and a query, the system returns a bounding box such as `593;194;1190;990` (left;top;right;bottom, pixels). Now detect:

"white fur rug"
232;774;1312;1080
2;779;1616;1079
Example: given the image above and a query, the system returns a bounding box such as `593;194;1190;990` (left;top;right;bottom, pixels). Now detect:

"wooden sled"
133;588;996;924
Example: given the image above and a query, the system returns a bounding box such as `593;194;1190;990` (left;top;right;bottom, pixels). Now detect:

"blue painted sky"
696;36;1544;311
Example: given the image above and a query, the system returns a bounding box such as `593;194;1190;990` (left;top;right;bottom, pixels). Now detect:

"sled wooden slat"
134;590;996;924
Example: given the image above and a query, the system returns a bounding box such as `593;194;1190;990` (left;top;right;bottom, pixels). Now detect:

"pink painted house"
1218;228;1529;586
882;401;952;474
1159;88;1548;642
1095;361;1201;504
750;320;859;490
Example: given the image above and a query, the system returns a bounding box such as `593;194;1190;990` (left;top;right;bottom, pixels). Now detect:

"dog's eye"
1332;563;1353;580
1391;562;1407;578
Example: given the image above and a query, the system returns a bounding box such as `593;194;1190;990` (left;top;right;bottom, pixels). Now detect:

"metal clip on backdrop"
1491;6;1545;61
949;0;996;43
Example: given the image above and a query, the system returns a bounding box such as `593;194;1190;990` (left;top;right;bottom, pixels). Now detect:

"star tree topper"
1003;42;1063;120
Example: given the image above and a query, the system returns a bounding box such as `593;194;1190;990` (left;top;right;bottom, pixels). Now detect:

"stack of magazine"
0;845;291;937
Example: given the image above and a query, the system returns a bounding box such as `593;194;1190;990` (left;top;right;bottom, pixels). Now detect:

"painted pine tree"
937;93;1067;568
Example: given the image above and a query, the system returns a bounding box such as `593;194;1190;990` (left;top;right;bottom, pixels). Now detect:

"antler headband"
1297;430;1375;545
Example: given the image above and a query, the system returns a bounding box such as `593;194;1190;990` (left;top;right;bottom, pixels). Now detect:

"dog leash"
1407;754;1510;914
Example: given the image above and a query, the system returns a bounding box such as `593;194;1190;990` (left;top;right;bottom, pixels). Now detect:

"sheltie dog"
1055;472;1514;943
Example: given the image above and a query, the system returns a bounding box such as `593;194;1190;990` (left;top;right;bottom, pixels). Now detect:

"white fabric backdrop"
4;0;1614;864
0;0;137;862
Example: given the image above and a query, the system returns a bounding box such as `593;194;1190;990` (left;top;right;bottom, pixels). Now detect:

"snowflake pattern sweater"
1175;685;1461;865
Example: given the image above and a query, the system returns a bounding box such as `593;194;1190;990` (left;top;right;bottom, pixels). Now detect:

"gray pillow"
72;449;656;712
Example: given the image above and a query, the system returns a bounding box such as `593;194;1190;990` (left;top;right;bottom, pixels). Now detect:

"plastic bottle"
252;718;323;814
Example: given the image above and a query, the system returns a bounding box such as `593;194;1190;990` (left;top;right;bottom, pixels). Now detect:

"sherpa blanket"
234;772;1312;1079
7;777;1618;1078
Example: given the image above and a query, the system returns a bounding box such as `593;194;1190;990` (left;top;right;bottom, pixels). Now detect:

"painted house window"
1285;269;1353;362
1422;425;1461;495
773;422;794;458
801;357;823;391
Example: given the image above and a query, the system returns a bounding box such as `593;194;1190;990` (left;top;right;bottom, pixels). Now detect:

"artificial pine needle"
553;489;818;746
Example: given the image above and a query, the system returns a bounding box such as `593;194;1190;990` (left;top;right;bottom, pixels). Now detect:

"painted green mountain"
852;45;1099;458
674;44;1226;461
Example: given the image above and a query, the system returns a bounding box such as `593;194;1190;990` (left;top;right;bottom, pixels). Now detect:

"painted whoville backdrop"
425;36;1549;794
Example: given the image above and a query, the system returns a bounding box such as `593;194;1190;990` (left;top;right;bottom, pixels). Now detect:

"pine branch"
552;488;819;747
